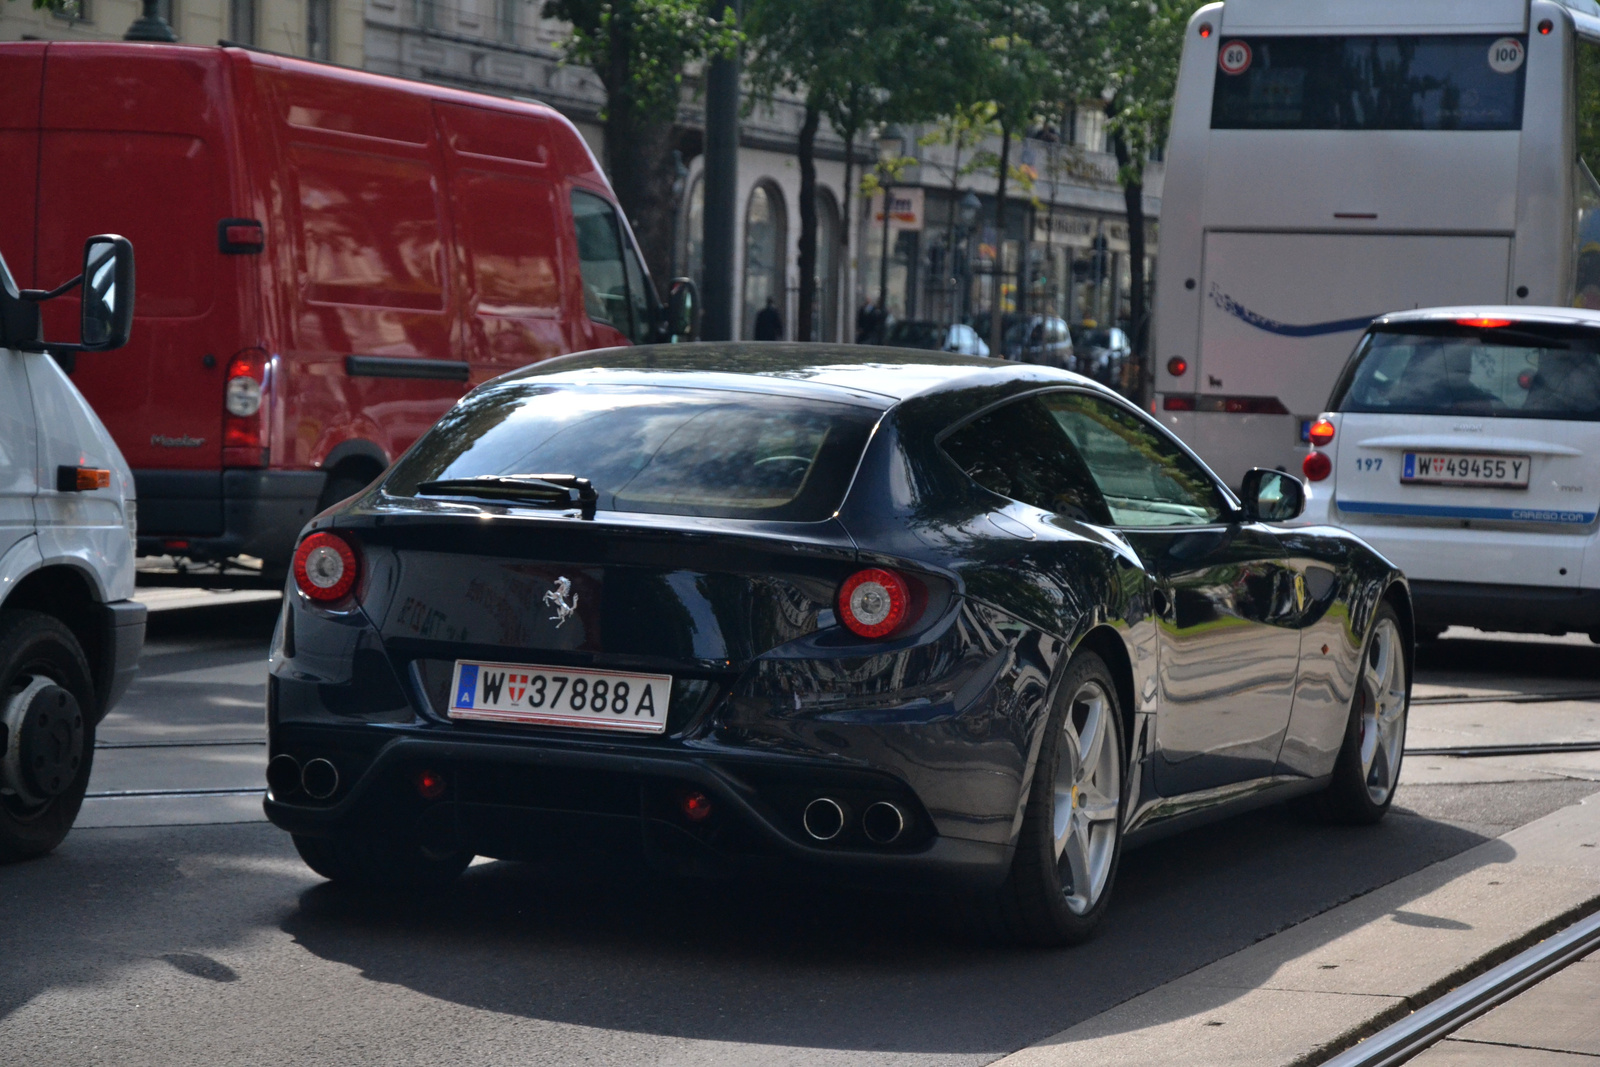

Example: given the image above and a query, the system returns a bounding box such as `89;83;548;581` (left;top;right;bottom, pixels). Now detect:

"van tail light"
293;532;359;602
223;349;269;467
838;568;915;638
1303;451;1333;482
1308;418;1336;446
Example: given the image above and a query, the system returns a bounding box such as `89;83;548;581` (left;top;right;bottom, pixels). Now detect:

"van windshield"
1331;326;1600;421
384;384;880;520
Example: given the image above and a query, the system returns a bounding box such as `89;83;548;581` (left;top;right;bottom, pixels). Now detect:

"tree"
746;0;976;341
918;104;998;320
542;0;739;286
1095;0;1203;398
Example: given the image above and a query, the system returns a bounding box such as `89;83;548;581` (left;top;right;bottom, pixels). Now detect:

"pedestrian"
753;296;783;341
856;299;879;344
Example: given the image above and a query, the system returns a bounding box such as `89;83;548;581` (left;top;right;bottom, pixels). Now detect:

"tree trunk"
1112;132;1147;402
989;125;1012;359
796;104;820;342
600;34;678;291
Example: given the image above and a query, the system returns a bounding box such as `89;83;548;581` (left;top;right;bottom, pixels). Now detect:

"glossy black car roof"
502;342;1093;407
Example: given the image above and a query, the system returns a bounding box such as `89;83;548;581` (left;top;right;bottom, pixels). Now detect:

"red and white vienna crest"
507;674;529;702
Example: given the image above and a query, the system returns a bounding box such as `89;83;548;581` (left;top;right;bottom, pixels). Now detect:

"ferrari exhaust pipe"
862;801;905;845
266;754;301;798
802;797;846;841
300;757;340;800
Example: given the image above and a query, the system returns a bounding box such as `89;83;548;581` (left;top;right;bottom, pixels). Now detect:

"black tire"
1302;602;1410;825
0;610;98;862
292;833;472;889
973;651;1128;947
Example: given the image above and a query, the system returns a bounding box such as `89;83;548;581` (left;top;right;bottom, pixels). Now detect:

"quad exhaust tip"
266;754;301;799
862;801;905;845
300;757;340;800
802;797;846;841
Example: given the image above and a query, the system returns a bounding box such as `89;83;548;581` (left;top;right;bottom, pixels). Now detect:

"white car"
1300;306;1600;642
0;235;145;859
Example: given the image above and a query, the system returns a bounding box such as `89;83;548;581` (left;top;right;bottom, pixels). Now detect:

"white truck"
0;234;144;859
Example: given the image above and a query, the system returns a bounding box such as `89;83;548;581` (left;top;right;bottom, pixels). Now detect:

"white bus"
1153;0;1600;484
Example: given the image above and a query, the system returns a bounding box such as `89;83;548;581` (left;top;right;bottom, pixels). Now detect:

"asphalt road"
2;598;1597;1066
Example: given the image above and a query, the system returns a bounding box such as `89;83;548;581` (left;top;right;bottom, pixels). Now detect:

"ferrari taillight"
838;568;912;638
293;532;359;602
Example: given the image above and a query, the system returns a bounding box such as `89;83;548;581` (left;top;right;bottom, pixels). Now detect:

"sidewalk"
1408;947;1600;1064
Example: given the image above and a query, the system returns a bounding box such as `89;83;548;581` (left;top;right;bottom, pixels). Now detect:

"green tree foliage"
543;0;739;286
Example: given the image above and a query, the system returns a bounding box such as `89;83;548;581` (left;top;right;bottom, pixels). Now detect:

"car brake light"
293;531;359;602
1455;317;1515;329
223;350;269;467
1308;418;1336;446
1303;451;1333;482
838;568;912;638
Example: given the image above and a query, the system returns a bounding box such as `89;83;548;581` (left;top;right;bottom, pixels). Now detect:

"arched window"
743;182;787;340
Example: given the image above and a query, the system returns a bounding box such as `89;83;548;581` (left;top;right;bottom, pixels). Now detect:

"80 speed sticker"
1219;39;1252;75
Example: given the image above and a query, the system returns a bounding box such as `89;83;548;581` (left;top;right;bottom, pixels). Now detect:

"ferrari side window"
1045;393;1228;527
940;397;1111;523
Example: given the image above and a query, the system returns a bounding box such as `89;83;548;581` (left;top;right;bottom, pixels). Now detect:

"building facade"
1;0;363;65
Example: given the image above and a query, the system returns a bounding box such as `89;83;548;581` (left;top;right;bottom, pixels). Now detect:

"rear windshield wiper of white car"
414;474;597;518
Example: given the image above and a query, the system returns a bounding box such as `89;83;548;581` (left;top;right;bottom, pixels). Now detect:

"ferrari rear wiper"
414;474;597;518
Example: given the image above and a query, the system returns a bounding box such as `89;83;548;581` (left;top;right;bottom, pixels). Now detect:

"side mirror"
666;277;698;342
79;235;135;352
1240;467;1306;523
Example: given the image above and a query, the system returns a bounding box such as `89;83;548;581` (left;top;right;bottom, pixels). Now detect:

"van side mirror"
79;235;135;352
666;277;698;342
1240;467;1306;523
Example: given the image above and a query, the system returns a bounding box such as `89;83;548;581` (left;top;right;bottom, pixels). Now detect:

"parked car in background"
970;313;1074;367
265;343;1411;948
0;235;145;860
1073;325;1132;388
0;41;692;583
1300;306;1600;642
885;320;991;357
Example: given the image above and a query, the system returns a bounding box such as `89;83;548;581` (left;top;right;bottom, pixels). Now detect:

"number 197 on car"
449;659;672;734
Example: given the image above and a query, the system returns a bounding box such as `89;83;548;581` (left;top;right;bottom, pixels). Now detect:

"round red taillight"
1308;418;1336;447
416;769;446;800
838;568;910;639
1303;451;1333;482
1539;18;1553;34
1167;356;1189;377
680;791;714;822
293;532;359;602
1198;21;1212;37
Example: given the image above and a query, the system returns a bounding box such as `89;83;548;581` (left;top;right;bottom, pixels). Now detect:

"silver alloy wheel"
1052;680;1121;915
1358;617;1408;804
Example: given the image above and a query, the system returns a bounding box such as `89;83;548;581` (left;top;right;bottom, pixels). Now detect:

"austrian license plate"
1402;452;1531;488
449;660;671;734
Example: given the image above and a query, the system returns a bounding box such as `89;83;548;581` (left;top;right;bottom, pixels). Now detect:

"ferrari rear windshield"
1330;325;1600;420
384;384;881;520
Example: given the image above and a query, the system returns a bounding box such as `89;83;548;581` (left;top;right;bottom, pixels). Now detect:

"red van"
0;42;687;578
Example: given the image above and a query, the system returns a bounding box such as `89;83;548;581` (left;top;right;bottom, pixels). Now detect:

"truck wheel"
292;833;471;889
0;610;98;862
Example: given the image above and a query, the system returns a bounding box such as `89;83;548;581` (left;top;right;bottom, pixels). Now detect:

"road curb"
991;793;1600;1067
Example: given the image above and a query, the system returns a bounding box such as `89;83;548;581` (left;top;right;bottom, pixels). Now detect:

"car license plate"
448;660;671;734
1401;452;1531;488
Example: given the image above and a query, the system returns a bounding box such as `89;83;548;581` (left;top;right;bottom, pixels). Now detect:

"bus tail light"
223;349;269;467
1163;395;1197;411
1166;357;1189;377
1303;452;1333;482
1308;418;1336;446
1162;394;1289;414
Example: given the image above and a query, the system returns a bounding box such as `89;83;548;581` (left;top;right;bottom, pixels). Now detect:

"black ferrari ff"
265;345;1412;946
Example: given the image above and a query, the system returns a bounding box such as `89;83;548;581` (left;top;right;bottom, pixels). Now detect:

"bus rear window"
1331;328;1600;421
1212;35;1525;131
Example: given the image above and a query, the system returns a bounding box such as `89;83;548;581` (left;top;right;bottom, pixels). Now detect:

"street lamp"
124;0;177;41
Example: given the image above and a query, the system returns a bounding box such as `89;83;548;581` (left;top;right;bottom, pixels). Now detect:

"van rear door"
1198;232;1511;421
35;45;241;487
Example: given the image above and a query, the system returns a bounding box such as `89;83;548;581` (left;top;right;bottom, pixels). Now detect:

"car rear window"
1331;326;1600;420
384;384;880;520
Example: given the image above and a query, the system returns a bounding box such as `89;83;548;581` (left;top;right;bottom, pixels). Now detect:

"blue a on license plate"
449;659;672;733
1401;452;1530;488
